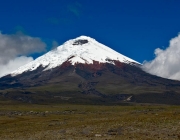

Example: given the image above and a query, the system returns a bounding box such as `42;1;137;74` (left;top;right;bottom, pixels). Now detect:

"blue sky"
1;0;180;79
0;0;180;62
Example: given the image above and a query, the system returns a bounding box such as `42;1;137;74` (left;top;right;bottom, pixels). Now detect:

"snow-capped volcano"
11;36;139;76
1;36;180;105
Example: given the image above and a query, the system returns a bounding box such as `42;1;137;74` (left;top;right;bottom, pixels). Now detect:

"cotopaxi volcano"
0;36;180;105
11;36;140;76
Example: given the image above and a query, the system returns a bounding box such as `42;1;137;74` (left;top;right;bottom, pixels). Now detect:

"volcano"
0;36;180;105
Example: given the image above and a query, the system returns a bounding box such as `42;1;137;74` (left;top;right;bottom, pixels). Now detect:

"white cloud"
0;56;33;77
0;32;47;77
0;32;46;64
143;34;180;80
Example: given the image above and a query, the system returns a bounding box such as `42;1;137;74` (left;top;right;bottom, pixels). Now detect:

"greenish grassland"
0;103;180;140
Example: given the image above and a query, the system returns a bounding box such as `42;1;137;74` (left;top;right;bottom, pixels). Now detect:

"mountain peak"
64;35;95;46
74;35;95;40
11;36;140;76
75;35;92;39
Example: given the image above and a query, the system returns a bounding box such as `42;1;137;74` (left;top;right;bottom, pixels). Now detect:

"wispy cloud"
0;31;46;77
47;17;60;25
51;40;59;50
14;26;26;34
47;17;71;25
47;1;82;25
67;1;82;17
143;34;180;81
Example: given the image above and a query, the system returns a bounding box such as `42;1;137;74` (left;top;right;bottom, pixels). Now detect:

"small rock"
59;129;66;134
82;128;91;135
95;134;102;137
30;111;34;114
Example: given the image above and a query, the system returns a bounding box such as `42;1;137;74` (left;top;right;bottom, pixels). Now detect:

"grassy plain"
0;102;180;140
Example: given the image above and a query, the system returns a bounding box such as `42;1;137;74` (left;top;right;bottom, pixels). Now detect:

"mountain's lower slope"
0;61;180;105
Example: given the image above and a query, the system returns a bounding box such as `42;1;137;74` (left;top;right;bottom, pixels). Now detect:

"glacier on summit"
11;36;140;76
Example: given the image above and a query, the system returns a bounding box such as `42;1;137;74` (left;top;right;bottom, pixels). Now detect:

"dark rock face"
73;39;88;45
1;60;180;105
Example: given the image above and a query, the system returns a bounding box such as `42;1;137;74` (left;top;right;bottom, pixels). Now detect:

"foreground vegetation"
0;102;180;140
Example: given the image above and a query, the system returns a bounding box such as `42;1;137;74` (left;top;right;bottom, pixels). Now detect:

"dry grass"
0;104;180;140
